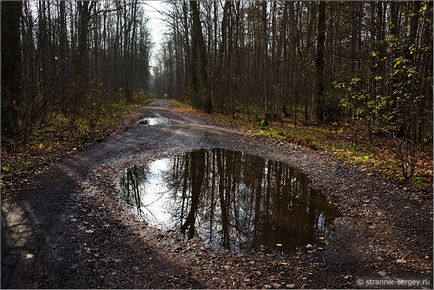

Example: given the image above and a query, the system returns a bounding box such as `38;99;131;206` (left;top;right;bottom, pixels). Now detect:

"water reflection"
119;148;338;254
137;114;169;126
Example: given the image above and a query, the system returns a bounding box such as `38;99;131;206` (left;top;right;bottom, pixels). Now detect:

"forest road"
1;99;432;288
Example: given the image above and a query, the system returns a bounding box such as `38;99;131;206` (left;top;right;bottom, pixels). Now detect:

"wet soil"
1;99;432;288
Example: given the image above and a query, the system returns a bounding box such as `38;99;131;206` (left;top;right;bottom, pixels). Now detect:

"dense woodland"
152;0;432;182
1;1;433;185
155;1;432;132
1;2;433;289
2;1;152;141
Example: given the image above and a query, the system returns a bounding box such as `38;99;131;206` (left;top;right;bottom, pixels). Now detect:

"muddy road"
2;99;432;288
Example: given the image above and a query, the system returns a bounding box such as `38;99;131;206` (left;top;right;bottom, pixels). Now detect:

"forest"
2;1;152;141
153;0;433;186
155;1;432;133
1;1;433;289
1;1;433;184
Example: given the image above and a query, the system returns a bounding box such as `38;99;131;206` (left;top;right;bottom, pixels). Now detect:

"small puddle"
137;114;169;126
119;148;338;254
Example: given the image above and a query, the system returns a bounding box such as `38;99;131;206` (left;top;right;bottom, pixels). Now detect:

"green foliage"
413;176;431;192
334;26;433;182
259;119;269;130
1;165;10;173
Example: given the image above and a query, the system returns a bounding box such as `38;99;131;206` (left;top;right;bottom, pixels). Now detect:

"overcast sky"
143;1;169;68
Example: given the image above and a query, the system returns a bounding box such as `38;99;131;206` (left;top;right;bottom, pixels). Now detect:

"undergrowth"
1;97;151;188
171;100;432;192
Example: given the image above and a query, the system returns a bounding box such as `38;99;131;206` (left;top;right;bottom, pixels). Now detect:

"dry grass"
171;100;432;191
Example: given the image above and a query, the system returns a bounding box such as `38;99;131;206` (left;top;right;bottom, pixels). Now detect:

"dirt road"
2;99;432;288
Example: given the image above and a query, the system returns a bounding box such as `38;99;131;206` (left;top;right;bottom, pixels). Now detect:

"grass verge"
171;100;432;192
1;99;151;188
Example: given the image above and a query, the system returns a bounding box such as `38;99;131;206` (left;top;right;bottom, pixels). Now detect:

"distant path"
2;99;432;288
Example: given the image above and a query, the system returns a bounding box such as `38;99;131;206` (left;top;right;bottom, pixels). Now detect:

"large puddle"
119;148;338;254
137;114;169;126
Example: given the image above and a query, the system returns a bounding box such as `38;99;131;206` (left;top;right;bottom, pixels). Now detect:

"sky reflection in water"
119;148;338;254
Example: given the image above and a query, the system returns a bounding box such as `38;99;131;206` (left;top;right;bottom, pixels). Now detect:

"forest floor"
2;99;432;288
1;100;150;190
171;100;433;192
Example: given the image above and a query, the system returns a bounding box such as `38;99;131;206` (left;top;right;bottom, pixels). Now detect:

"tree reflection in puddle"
119;148;338;254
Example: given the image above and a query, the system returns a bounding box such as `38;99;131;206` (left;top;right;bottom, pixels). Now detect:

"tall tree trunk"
315;1;326;123
190;1;211;112
182;1;190;101
262;1;269;121
59;1;68;90
1;1;22;138
77;1;91;85
218;1;231;111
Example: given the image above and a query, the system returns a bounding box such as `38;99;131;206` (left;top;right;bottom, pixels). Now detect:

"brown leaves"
1;102;149;192
174;102;433;192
